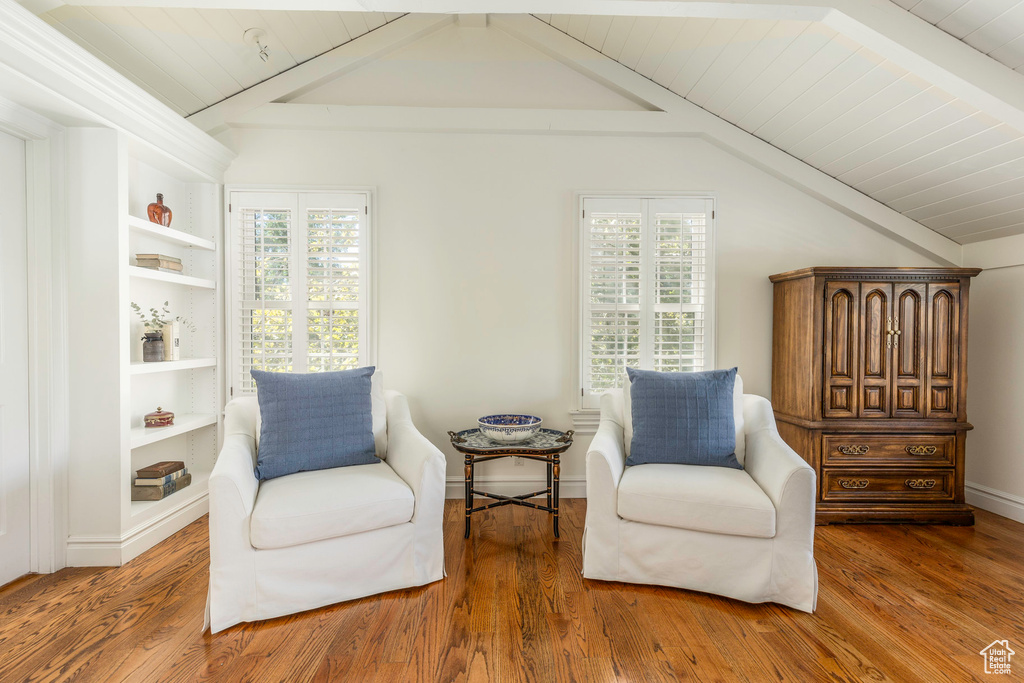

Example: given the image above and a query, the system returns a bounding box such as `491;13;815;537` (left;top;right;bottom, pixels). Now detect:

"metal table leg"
464;453;472;538
553;454;560;538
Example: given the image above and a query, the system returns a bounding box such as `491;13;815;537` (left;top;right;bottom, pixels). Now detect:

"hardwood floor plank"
2;500;1023;682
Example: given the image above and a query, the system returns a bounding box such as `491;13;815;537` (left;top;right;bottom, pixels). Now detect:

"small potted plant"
131;301;196;362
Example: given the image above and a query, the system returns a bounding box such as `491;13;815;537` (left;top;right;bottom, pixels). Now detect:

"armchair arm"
206;430;260;634
209;433;259;521
384;390;447;523
742;395;815;541
586;391;627;520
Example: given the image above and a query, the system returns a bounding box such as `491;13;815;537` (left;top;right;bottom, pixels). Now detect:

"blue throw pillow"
626;367;740;469
251;367;378;480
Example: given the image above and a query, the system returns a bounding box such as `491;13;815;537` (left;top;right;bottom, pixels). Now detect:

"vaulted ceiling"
38;6;404;116
896;0;1024;76
535;12;1024;244
18;1;1024;247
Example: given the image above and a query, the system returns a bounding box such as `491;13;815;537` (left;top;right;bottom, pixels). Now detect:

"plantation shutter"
230;191;370;395
581;196;713;409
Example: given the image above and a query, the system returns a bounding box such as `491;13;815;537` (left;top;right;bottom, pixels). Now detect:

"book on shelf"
134;467;188;487
131;473;192;501
162;321;181;361
135;258;184;272
135;254;182;263
136;460;185;478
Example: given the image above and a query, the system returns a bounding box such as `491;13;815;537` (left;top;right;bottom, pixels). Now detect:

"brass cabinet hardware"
906;445;938;456
838;479;870;489
906;479;937;490
837;445;870;455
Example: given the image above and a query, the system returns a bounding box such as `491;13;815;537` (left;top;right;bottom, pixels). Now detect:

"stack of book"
131;460;191;501
135;254;183;273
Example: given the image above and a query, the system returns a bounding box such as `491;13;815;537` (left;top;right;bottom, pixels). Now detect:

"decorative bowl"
478;414;543;444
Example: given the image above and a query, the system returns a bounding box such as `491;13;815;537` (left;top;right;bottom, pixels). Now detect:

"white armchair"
583;389;817;612
204;390;446;633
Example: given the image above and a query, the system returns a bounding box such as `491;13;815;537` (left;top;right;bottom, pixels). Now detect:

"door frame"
0;97;69;573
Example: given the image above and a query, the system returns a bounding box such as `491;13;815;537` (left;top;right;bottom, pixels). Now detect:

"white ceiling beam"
185;13;455;136
232;104;684;133
48;1;828;20
963;233;1024;270
491;13;963;266
823;0;1024;136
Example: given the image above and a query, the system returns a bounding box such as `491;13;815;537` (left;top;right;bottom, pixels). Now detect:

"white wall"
965;266;1024;522
224;128;942;491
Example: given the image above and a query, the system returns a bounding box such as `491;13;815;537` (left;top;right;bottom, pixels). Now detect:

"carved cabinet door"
926;282;961;418
823;281;859;418
859;283;892;418
892;283;927;418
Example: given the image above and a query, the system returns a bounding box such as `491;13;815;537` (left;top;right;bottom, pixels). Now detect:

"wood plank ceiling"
32;4;1024;245
40;7;404;117
895;0;1024;76
536;13;1024;244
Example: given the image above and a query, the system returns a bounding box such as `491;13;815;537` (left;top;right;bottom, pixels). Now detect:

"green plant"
131;301;197;333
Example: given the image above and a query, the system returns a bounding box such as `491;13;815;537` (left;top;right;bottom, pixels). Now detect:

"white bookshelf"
66;128;225;567
130;412;218;448
127;215;216;250
130;471;212;523
130;358;217;374
128;265;216;289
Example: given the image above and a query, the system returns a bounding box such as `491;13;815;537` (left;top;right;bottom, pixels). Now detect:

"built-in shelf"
130;358;217;375
130;412;218;449
127;215;216;250
128;265;216;289
130;471;211;521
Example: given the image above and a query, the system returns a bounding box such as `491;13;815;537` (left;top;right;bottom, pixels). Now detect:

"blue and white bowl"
478;414;543;444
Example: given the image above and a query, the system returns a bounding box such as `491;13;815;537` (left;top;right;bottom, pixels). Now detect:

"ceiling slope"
537;12;1024;244
38;6;404;116
893;0;1024;77
20;1;1024;252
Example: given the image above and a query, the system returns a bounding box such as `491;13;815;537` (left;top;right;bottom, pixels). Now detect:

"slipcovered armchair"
583;389;818;612
204;390;446;633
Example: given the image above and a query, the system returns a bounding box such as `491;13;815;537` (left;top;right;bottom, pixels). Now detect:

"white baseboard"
446;475;586;499
121;494;209;564
966;481;1024;524
66;493;209;566
65;536;124;567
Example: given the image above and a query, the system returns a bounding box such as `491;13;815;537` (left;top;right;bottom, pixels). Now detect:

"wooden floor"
2;501;1024;682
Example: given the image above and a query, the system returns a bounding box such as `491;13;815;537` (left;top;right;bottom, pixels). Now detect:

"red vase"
147;193;173;227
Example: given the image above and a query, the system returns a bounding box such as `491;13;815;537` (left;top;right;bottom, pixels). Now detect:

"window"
229;191;373;394
579;195;714;409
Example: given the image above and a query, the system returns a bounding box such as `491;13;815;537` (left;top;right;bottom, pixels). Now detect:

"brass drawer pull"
838;479;869;489
837;445;870;455
906;479;937;490
906;445;938;456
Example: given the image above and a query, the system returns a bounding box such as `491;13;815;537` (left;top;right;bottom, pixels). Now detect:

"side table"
448;428;574;538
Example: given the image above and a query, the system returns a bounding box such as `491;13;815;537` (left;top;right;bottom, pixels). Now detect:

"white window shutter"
305;203;363;372
581;196;714;408
230;191;371;395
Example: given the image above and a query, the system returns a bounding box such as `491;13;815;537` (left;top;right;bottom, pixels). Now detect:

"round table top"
448;428;574;455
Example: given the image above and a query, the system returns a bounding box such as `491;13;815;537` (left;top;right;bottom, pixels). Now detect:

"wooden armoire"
769;267;980;525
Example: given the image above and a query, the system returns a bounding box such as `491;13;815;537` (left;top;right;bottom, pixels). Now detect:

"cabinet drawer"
822;469;954;502
821;434;955;467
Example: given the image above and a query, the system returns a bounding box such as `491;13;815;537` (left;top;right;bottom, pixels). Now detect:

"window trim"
572;191;717;416
224;185;378;399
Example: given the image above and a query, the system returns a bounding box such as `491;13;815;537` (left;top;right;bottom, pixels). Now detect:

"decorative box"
144;407;175;428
